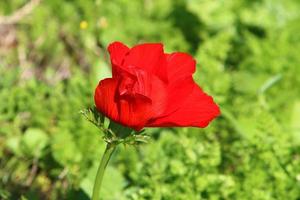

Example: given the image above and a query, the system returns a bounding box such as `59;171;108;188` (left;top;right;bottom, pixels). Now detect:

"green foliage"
1;0;300;199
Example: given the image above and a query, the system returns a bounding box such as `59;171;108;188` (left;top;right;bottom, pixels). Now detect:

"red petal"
117;94;153;130
147;85;220;128
117;67;168;122
107;41;130;77
108;41;129;66
165;52;196;81
157;52;196;117
94;78;160;131
161;76;195;117
123;43;168;82
146;72;168;118
94;78;119;121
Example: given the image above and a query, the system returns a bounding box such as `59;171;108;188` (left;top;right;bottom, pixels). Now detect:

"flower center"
118;76;136;96
117;68;152;99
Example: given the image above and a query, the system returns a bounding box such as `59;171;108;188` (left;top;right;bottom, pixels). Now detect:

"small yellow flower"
80;20;88;29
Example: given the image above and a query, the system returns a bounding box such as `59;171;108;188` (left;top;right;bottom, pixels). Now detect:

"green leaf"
5;136;22;156
51;130;82;167
21;128;49;158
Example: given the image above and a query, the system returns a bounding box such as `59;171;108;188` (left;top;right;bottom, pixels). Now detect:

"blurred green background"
1;0;300;199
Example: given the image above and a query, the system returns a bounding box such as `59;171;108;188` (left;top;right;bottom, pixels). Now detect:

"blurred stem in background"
92;143;116;200
0;0;41;25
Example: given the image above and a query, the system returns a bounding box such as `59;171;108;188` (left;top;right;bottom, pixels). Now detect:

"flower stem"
92;143;116;200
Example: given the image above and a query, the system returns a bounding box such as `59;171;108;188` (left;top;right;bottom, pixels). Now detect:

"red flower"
94;42;220;131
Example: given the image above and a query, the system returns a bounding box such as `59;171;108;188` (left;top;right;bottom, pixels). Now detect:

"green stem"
92;143;116;200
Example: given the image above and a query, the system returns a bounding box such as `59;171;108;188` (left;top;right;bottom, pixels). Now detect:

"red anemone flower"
94;41;220;131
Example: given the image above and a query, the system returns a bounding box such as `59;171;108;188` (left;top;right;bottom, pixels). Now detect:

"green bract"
81;107;150;146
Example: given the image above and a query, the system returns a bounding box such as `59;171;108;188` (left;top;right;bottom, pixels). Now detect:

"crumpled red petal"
107;41;130;77
123;43;168;82
108;41;129;66
116;67;168;122
94;76;167;131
